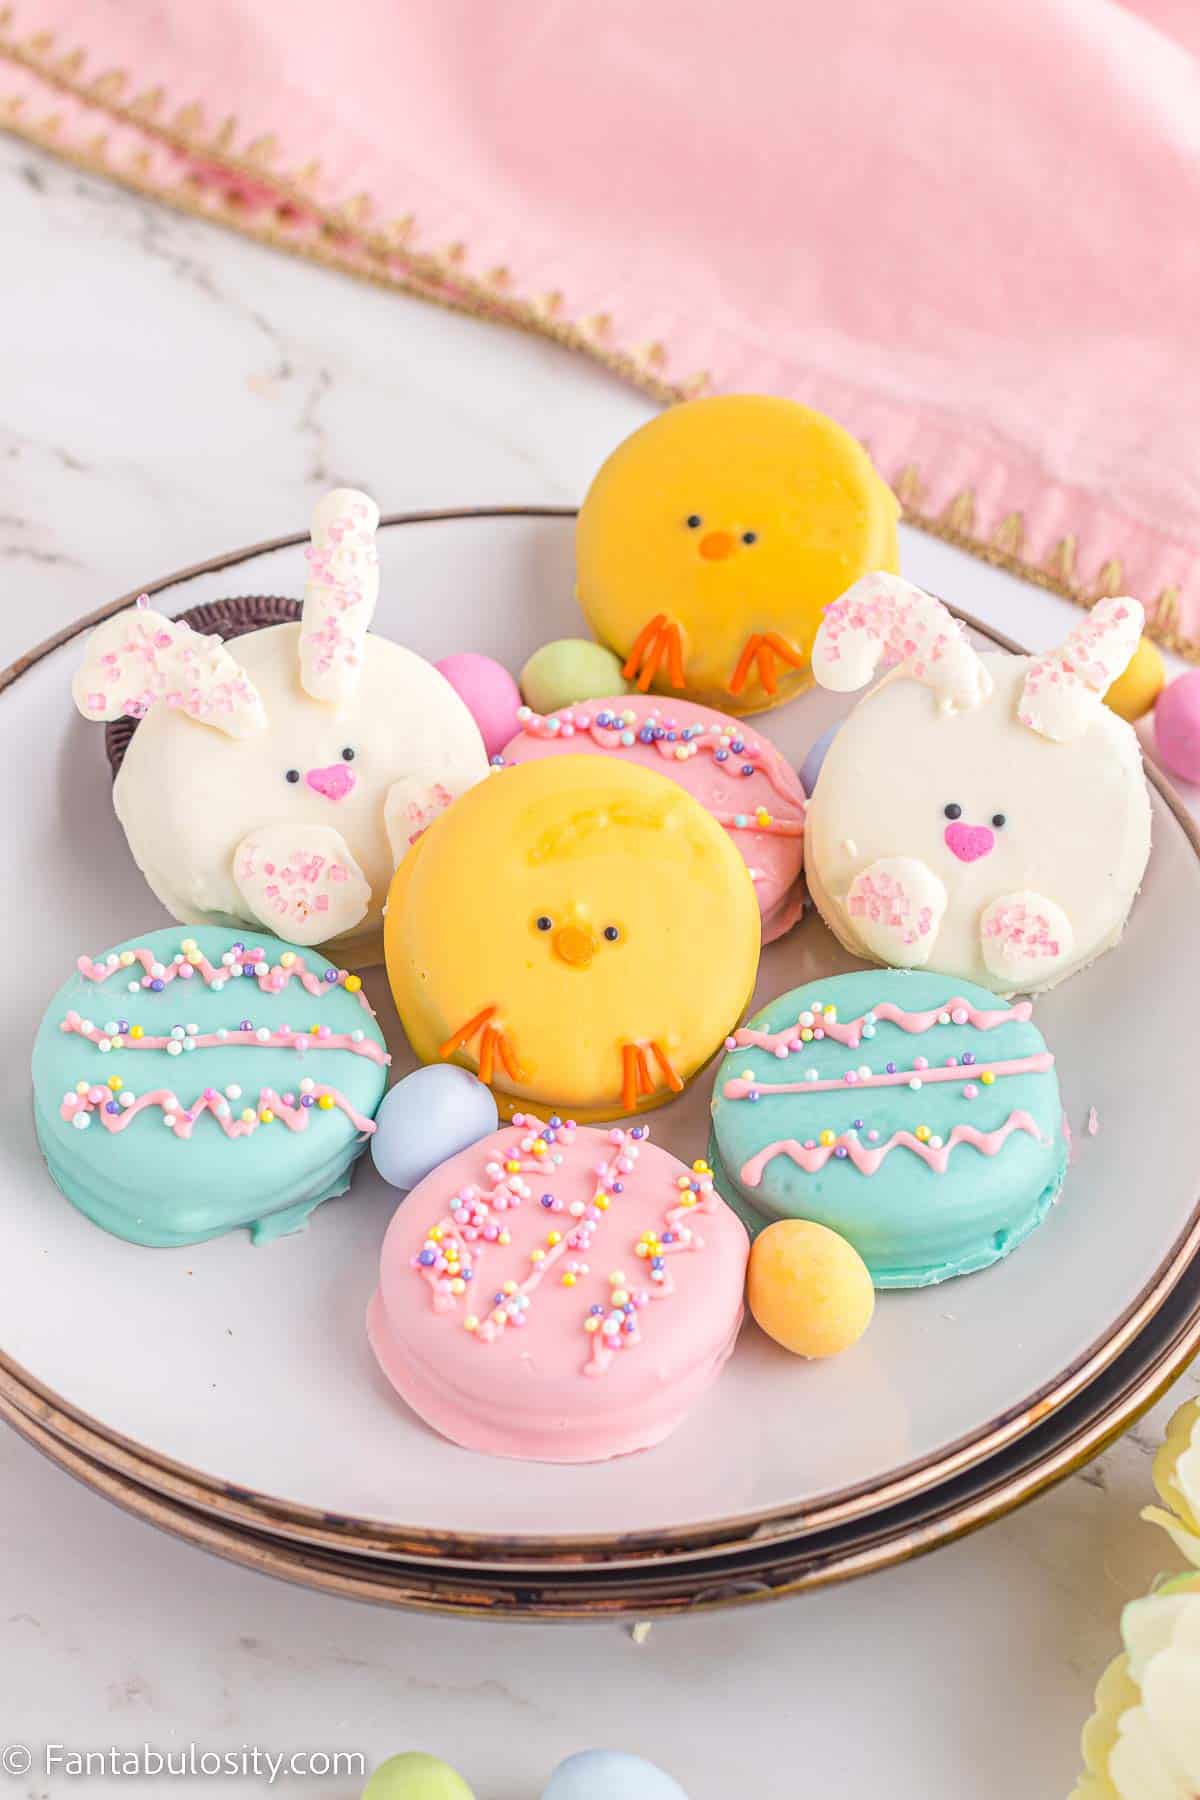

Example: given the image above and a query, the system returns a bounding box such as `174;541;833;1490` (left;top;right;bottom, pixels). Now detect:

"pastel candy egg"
747;1219;875;1358
799;721;839;795
520;638;632;715
361;1753;475;1800
541;1750;689;1799
370;1065;499;1191
1104;635;1165;722
1155;669;1200;784
434;653;522;760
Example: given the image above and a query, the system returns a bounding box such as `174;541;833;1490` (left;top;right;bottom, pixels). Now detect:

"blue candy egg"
799;721;840;796
370;1065;498;1192
541;1750;689;1800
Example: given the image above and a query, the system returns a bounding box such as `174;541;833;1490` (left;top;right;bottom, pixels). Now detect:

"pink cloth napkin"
4;0;1200;651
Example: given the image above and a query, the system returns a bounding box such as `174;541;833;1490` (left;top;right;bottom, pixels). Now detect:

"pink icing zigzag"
411;1116;712;1376
739;1113;1045;1186
728;997;1031;1056
60;1011;389;1067
76;943;375;1011
583;1176;712;1378
60;1082;376;1140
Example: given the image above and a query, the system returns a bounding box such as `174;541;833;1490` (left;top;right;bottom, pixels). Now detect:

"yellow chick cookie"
385;757;761;1122
576;395;900;716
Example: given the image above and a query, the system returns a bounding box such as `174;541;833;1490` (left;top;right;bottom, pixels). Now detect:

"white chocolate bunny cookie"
805;574;1151;994
73;489;490;956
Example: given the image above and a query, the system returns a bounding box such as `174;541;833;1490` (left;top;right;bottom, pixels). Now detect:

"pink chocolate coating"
367;1117;749;1463
496;696;806;942
434;653;523;759
1155;669;1200;785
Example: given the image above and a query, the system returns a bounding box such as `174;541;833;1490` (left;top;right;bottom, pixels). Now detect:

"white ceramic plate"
4;510;1199;1562
4;1235;1199;1614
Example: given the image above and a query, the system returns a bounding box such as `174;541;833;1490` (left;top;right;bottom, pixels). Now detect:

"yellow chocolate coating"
1104;635;1165;722
385;756;760;1122
576;395;900;716
747;1219;875;1358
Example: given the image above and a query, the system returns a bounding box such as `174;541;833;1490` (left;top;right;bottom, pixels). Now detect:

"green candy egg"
361;1752;475;1800
520;638;632;715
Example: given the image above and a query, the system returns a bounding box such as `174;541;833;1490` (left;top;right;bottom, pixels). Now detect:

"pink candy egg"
1155;670;1200;784
434;654;522;759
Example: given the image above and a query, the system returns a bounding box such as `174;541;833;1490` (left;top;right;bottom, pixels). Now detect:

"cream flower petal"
1140;1648;1200;1787
1071;1653;1137;1800
1109;1702;1194;1800
1122;1591;1200;1685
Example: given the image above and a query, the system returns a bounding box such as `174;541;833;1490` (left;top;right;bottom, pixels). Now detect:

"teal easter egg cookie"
33;925;389;1247
708;971;1066;1287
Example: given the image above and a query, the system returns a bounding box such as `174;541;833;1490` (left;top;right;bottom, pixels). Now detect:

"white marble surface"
2;131;1199;1800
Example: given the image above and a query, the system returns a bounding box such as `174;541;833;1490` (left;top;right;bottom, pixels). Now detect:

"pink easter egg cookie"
367;1115;749;1462
496;697;806;942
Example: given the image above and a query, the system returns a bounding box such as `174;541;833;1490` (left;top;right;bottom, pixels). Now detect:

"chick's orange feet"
438;1005;526;1084
620;1041;685;1112
727;632;806;700
621;615;686;692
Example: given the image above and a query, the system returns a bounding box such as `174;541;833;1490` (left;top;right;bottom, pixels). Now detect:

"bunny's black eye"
991;813;1006;829
943;802;962;820
285;768;301;784
341;747;356;762
686;514;702;529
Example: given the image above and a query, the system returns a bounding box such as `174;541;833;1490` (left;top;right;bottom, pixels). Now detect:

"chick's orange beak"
552;924;596;969
699;529;735;562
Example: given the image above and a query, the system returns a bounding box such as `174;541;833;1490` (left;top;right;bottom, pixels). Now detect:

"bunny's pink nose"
305;763;356;803
944;821;994;863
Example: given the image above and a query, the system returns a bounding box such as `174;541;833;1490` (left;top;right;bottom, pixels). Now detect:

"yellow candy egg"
576;395;900;716
1105;635;1165;722
748;1220;875;1358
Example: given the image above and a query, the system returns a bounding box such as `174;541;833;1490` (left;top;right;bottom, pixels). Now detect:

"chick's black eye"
686;514;702;529
742;531;758;545
535;916;553;932
603;925;620;942
341;746;355;762
285;768;301;784
992;813;1006;829
943;802;962;820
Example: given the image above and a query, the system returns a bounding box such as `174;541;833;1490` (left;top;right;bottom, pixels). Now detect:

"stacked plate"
3;511;1198;1618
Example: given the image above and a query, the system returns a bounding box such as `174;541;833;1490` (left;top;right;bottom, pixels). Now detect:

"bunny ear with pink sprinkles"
812;572;993;713
298;488;381;704
1018;597;1144;743
71;598;266;737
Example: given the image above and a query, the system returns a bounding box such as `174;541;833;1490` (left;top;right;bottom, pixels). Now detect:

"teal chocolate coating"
32;925;388;1247
708;970;1066;1288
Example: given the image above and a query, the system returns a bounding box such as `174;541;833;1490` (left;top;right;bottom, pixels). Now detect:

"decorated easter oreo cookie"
708;971;1067;1287
384;756;761;1123
71;489;490;957
367;1116;749;1461
805;575;1151;993
575;395;900;715
495;697;805;942
32;925;388;1247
